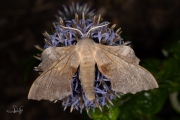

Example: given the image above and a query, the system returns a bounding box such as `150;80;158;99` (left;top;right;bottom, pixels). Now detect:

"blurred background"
1;0;180;120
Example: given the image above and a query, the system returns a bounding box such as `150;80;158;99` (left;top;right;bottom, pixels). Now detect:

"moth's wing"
105;45;140;64
28;46;80;101
39;46;72;71
94;44;158;94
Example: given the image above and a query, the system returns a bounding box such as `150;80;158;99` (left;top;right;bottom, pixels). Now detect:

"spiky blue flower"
41;3;124;113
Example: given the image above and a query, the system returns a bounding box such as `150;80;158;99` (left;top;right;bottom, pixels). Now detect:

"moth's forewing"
28;46;80;101
94;44;158;94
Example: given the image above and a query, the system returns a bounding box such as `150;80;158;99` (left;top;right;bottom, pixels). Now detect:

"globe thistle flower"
35;3;124;113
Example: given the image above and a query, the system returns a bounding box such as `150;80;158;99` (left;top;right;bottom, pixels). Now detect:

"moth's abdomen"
79;56;95;101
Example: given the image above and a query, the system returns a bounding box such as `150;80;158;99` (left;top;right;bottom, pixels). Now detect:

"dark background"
1;0;180;119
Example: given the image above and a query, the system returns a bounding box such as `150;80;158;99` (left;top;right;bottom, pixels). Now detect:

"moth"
28;23;158;102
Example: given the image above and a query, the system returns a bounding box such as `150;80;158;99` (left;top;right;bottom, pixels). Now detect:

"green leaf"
89;100;120;120
119;88;167;120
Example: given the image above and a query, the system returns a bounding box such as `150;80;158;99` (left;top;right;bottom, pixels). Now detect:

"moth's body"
77;38;96;100
28;36;158;102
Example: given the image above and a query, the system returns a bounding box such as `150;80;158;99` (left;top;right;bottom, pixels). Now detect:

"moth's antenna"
59;25;84;37
86;22;110;37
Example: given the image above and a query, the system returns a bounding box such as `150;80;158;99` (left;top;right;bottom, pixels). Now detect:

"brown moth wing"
102;45;140;64
39;46;72;71
94;44;158;94
28;46;80;101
